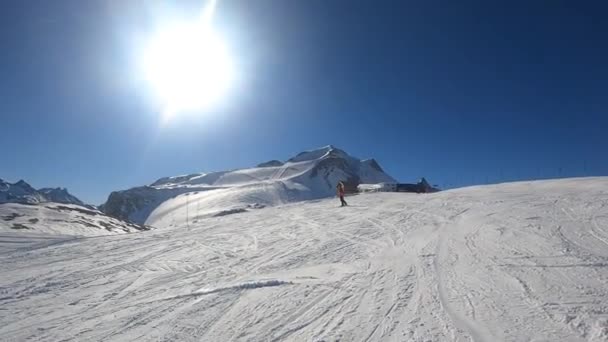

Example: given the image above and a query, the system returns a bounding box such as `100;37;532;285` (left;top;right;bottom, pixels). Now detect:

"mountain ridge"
102;145;396;225
0;178;85;206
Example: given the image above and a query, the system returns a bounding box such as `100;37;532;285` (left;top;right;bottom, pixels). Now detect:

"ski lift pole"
186;192;190;230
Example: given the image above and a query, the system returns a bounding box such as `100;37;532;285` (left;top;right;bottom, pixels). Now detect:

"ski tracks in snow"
2;180;608;341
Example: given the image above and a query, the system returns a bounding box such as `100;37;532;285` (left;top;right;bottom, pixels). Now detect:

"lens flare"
142;0;233;121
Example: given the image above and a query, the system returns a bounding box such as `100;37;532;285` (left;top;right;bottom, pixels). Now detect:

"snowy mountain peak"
0;179;43;204
287;145;347;163
38;187;85;206
361;159;385;173
0;179;85;206
151;173;202;187
257;160;284;168
103;146;396;226
14;180;36;192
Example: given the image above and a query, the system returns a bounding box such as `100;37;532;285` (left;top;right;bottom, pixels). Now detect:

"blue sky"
1;0;607;204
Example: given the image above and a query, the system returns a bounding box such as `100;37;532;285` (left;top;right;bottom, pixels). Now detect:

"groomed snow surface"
2;178;608;341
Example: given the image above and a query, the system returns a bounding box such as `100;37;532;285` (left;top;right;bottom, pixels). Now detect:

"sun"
142;8;234;121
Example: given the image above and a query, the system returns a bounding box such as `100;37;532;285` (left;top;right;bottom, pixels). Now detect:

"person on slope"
337;181;348;207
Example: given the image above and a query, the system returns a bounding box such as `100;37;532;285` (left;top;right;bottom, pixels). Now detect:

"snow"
2;177;608;341
287;145;342;163
104;146;396;225
0;202;149;236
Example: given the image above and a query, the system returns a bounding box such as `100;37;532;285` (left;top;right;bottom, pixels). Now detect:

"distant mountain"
257;160;284;168
38;187;85;206
0;179;44;204
0;179;86;206
102;145;397;226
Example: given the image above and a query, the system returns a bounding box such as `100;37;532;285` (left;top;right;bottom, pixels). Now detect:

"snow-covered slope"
0;202;150;236
0;178;85;206
103;145;396;225
2;177;608;341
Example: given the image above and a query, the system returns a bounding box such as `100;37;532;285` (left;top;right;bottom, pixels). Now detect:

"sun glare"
143;2;233;121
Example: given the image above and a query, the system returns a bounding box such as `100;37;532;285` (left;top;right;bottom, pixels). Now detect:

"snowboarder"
337;181;348;207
